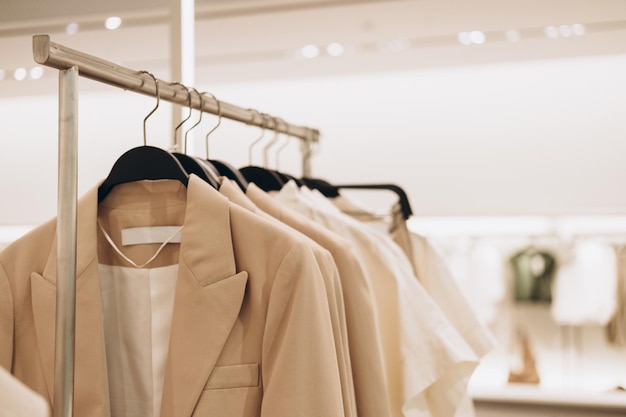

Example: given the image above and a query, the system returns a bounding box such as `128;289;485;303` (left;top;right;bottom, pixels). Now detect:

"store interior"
2;0;626;415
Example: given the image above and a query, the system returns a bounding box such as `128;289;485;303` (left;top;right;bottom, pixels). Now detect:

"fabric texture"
246;182;392;417
98;263;179;417
275;181;479;417
0;175;345;417
390;221;496;359
218;178;357;417
389;220;496;417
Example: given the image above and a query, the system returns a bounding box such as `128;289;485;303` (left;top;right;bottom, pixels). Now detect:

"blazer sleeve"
0;263;14;370
261;241;345;417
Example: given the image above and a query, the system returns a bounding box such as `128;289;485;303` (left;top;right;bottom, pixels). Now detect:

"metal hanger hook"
263;117;280;168
172;82;193;153
202;92;222;159
275;119;290;170
138;70;159;146
248;110;266;165
183;88;203;155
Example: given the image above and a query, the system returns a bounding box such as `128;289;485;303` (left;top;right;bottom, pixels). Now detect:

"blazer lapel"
30;184;110;414
160;176;249;417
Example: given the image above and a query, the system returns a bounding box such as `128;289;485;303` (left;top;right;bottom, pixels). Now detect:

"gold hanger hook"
183;88;203;155
263;117;280;168
138;71;159;147
172;82;193;153
248;110;266;165
275;119;290;170
202;92;222;160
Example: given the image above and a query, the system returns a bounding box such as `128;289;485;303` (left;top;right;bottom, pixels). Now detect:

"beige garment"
247;182;392;417
0;175;345;417
275;182;479;417
334;197;495;417
390;219;496;359
390;226;496;417
218;178;357;417
0;365;50;417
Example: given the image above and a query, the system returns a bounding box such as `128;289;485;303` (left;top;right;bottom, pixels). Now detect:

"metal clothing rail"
33;35;320;148
32;34;320;417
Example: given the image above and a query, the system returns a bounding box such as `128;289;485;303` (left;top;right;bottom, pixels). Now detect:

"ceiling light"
0;70;5;80
457;32;472;46
558;25;572;37
470;31;486;44
65;23;79;35
572;23;586;36
326;43;345;57
13;68;27;81
545;26;559;39
105;16;122;30
300;45;319;59
505;29;521;42
30;67;44;80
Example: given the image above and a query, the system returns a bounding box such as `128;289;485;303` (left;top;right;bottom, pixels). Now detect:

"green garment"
510;247;557;303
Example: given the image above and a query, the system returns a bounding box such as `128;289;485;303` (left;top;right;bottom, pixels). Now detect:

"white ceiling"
1;0;626;96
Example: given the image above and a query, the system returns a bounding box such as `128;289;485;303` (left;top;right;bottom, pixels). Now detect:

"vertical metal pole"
301;132;315;177
54;66;78;417
170;0;195;153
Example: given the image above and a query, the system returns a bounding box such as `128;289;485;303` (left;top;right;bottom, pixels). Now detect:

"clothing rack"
32;34;321;417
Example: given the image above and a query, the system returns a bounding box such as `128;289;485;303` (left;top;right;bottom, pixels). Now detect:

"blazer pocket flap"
205;363;259;390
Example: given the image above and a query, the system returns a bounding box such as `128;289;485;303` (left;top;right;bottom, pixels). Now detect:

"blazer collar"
40;175;238;285
33;175;248;417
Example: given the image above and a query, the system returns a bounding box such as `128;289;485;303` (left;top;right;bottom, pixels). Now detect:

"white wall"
2;53;626;225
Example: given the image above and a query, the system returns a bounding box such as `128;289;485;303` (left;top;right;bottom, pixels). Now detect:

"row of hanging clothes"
0;42;494;417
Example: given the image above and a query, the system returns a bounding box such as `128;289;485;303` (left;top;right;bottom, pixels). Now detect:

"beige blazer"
218;178;357;417
246;183;392;417
0;175;345;417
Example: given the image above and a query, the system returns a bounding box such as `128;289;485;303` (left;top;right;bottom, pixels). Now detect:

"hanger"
301;178;414;219
98;71;189;203
170;85;220;188
239;114;285;191
269;118;304;187
201;91;249;192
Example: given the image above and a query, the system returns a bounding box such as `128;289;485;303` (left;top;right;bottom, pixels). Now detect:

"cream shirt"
99;263;178;417
390;222;496;359
275;182;479;417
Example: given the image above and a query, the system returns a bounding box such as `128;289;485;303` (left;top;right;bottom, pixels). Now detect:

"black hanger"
98;146;189;203
173;153;220;188
238;113;286;191
275;171;304;187
240;166;285;191
300;177;339;197
98;72;189;203
209;159;249;192
301;178;414;219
